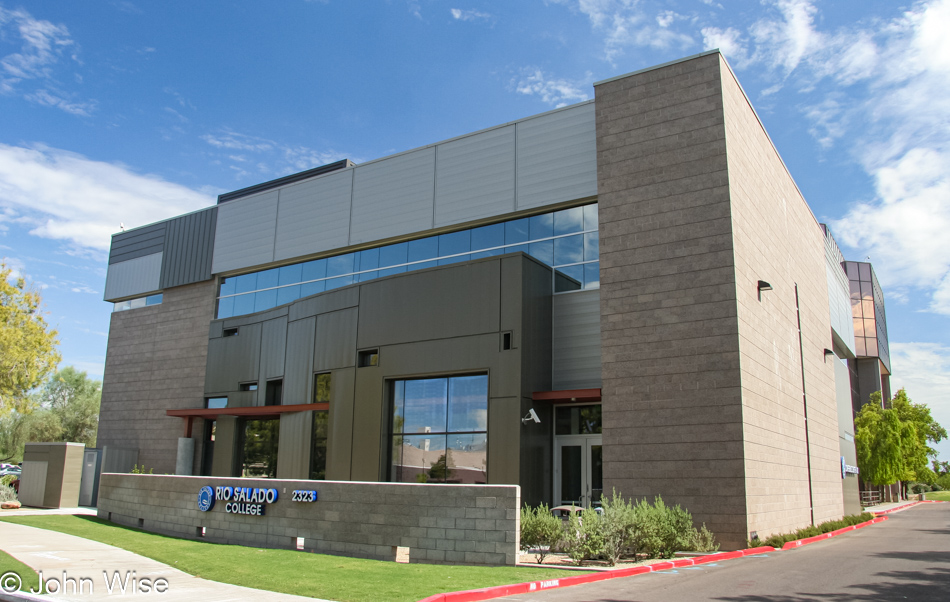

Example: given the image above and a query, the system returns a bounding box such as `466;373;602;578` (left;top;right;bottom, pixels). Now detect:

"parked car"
0;463;21;477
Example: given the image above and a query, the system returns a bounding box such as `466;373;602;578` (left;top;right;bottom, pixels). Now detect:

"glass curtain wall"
217;203;599;319
390;375;488;484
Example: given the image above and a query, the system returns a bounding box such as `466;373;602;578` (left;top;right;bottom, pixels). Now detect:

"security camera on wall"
522;408;541;425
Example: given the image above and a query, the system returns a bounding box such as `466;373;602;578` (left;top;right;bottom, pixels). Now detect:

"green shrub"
763;534;787;549
131;464;154;474
0;474;16;488
636;496;697;559
0;484;17;503
562;506;605;565
600;491;637;565
519;503;563;563
689;523;719;552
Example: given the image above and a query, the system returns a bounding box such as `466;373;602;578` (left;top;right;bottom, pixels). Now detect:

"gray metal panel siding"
103;252;163;301
204;323;262;395
274;170;352;262
284;316;316;404
109;223;166;264
434;125;515;228
350;147;435;245
313;308;358;372
260;317;288;380
516;102;597;210
211;190;278;274
552;290;602;390
160;208;217;288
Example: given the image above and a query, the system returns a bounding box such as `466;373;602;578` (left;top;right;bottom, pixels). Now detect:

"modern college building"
98;51;882;548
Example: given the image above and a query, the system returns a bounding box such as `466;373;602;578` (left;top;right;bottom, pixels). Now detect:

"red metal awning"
166;402;329;421
531;388;601;404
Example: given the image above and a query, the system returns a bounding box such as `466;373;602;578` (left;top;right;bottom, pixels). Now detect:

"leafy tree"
0;367;101;462
855;389;945;488
0;263;60;416
36;366;101;446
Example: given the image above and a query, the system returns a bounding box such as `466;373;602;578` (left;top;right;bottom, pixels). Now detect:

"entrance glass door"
554;436;603;508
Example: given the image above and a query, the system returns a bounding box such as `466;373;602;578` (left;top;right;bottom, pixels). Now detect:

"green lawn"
0;549;42;596
0;516;576;602
924;491;950;502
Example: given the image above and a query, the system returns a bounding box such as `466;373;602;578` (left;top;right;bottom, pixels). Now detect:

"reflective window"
390;374;488;484
206;397;228;409
240;418;279;478
113;293;163;312
555;405;602;435
217;203;600;318
310;411;328;480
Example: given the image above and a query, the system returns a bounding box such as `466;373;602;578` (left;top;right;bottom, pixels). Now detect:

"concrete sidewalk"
0;521;329;601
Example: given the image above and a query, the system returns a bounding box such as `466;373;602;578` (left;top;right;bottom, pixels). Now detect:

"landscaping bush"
523;494;717;566
599;491;637;565
753;512;877;548
0;484;17;503
519;503;563;563
763;534;787;549
0;475;16;488
562;506;605;565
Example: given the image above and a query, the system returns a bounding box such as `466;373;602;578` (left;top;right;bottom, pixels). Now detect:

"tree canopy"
855;389;946;486
0;367;100;462
0;263;60;416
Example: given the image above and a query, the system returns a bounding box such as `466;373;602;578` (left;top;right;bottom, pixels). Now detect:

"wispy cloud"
0;143;214;253
512;68;591;108
0;6;92;115
450;8;494;23
549;0;693;64
890;342;950;458
201;128;356;180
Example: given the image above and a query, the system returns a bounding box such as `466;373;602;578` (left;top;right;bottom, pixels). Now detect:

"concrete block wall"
595;52;748;547
719;59;843;535
98;281;217;474
98;474;520;565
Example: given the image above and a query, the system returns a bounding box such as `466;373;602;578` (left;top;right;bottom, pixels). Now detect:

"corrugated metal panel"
552;289;602;389
434;125;515;228
284;316;316;404
516;103;597;210
160;207;217;288
211;190;278;274
103;252;163;301
108;223;166;264
314;308;358;371
350;147;435;245
274;170;352;262
260;317;287;380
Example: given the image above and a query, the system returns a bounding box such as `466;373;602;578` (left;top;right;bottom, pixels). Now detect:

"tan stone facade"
99;281;216;474
595;52;843;547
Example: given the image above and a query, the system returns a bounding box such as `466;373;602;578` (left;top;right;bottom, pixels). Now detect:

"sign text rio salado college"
197;485;317;516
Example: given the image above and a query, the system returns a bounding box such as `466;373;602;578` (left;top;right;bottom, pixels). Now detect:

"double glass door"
554;436;603;508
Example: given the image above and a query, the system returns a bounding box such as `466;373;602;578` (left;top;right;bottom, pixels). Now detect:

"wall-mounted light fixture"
521;408;540;425
757;280;773;301
823;348;835;362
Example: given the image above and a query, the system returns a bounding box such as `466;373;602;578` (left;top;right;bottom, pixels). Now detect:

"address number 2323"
292;490;317;502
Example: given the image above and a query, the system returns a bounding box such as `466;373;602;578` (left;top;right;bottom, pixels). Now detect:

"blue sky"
1;1;948;456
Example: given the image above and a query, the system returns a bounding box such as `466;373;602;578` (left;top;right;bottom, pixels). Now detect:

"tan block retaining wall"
97;474;520;565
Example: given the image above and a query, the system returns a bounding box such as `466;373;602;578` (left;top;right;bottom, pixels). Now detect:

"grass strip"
923;491;950;501
0;549;42;596
0;516;577;602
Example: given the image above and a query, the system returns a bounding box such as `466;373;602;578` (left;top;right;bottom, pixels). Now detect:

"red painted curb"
417;546;780;602
781;516;888;550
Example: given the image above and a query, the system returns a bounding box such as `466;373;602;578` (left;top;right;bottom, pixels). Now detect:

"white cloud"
748;0;822;75
202;128;355;179
701;26;748;66
550;0;693;63
25;88;94;115
890;342;950;460
450;8;493;23
0;6;91;115
0;143;214;253
513;69;591;108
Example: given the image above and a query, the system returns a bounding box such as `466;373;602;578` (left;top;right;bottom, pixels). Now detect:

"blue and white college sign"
197;485;216;512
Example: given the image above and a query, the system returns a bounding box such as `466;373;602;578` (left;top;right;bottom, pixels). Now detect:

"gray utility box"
19;442;85;508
